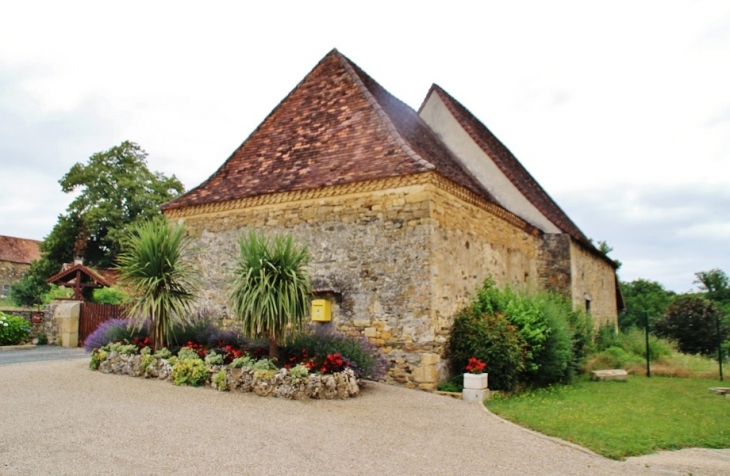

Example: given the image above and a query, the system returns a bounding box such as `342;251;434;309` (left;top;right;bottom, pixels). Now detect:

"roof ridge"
429;84;590;244
163;50;347;211
334;51;435;171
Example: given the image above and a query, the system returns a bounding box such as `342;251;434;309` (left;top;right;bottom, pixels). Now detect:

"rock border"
96;351;360;400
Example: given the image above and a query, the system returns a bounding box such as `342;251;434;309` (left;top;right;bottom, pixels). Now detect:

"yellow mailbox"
311;299;332;322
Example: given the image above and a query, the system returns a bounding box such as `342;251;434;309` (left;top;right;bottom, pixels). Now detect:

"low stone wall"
0;304;60;344
97;352;360;400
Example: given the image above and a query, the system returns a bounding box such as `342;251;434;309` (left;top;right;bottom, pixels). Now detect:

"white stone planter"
463;372;488;390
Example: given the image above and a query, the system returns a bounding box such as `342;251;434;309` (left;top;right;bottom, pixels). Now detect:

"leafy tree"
694;269;730;310
117;218;198;351
230;230;312;360
619;279;676;330
596;240;622;270
653;295;729;357
11;141;183;306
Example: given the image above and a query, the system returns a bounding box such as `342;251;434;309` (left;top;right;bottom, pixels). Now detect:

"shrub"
83;318;147;352
289;364;309;381
281;327;387;380
37;332;48;345
447;279;595;391
91;286;126;305
654;295;729;357
177;346;202;361
153;348;172;359
172;358;208;386
102;342;138;355
204;351;224;366
213;370;228;391
231;355;256;368
0;312;30;346
448;309;525;391
89;349;108;370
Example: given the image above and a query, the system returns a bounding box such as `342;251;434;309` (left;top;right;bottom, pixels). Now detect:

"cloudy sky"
0;1;728;293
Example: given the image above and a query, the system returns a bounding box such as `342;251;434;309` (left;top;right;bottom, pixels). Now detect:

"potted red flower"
463;357;488;390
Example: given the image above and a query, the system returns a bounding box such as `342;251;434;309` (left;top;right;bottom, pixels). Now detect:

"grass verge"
485;375;730;459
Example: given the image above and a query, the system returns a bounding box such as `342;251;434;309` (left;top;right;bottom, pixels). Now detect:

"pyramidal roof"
421;84;591;246
163;49;494;211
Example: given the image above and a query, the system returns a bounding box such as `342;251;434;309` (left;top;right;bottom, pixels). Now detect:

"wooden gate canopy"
47;263;118;301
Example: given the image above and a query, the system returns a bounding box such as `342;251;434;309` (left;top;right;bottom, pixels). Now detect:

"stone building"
161;50;621;388
0;235;41;299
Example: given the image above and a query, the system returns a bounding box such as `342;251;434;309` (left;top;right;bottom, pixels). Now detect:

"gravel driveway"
0;359;725;475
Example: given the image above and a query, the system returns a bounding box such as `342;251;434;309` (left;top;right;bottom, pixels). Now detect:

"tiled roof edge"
428;85;590;242
335;51;435;171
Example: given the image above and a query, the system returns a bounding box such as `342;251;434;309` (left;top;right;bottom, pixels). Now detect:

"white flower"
3;323;8;327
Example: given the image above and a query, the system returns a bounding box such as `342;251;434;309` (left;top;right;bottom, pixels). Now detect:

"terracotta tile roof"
162;49;495;211
0;235;41;264
422;84;591;246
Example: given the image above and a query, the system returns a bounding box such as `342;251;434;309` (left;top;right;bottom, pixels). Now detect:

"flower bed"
93;349;360;399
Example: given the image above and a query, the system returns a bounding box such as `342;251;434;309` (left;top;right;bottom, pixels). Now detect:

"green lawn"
485;375;730;460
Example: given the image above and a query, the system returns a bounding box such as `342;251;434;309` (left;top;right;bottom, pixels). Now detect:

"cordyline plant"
230;230;311;361
116;217;198;350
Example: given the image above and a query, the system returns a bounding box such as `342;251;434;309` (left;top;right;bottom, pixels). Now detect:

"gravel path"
0;346;86;366
0;359;722;475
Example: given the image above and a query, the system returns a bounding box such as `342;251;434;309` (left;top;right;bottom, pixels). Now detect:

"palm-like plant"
230;230;312;360
117;217;198;350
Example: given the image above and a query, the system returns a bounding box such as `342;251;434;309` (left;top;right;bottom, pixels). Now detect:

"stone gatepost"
54;302;81;348
411;353;441;391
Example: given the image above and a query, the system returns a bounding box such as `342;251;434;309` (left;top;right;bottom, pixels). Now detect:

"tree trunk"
268;334;279;362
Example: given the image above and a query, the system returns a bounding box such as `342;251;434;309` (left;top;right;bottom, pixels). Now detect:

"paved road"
1;358;726;475
0;345;87;365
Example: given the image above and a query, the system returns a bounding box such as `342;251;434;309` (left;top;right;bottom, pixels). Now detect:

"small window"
584;293;592;313
1;284;9;297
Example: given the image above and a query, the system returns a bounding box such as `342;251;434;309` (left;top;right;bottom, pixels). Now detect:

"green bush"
0;312;31;346
177;347;201;360
448;309;525;391
172;358;208;386
89;349;108;370
447;279;595;391
91;286;126;305
213;370;228;391
204;351;224;366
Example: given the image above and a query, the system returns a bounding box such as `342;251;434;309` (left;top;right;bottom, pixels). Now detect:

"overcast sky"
0;1;728;293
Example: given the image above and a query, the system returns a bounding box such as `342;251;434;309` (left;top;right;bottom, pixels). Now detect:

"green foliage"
91;286;126;305
102;342;139;355
289;364;309;381
654;295;729;357
213;370;228;391
281;329;386;380
39;284;74;305
89;349;108;370
694;269;730;305
231;355;256;368
140;354;155;373
204;351;224;366
486;376;730;459
12;142;184;306
436;378;462;393
448;306;526;391
619;279;675;330
58;141;184;268
10;258;61;307
177;347;201;361
595;240;622;269
251;358;277;371
254;369;277;380
153;348;172;359
0;312;30;346
36;332;48;345
117;217;198;350
448;279;593;391
230;230;312;360
172;358;208;386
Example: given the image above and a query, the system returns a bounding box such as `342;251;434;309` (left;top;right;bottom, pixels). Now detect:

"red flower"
465;357;486;374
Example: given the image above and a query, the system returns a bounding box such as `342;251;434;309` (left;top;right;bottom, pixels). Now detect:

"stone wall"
569;240;619;327
0;304;60;344
537;234;572;297
0;261;29;297
167;172;619;387
171;176;435;386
